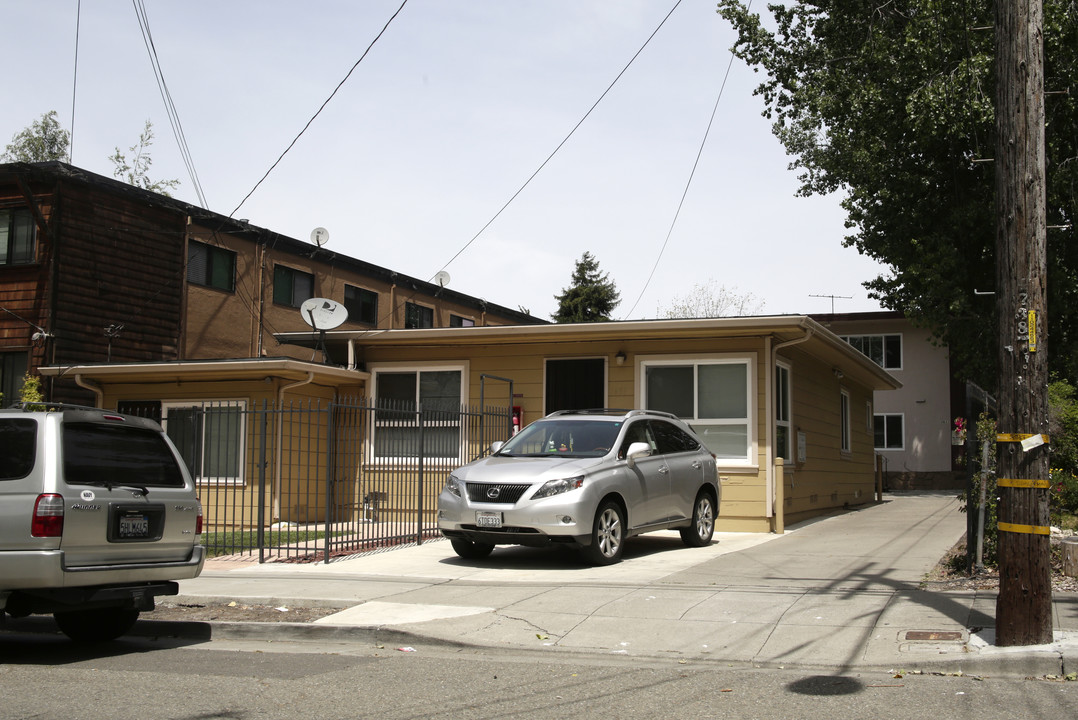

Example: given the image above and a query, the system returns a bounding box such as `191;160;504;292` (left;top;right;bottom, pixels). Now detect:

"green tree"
658;279;764;318
716;0;1078;386
1;110;70;162
552;252;621;323
109;119;179;196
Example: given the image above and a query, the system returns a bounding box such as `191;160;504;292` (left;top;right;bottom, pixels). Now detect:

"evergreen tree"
552;252;621;323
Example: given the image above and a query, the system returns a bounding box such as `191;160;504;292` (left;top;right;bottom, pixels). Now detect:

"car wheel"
581;500;625;565
450;537;495;560
54;607;140;643
680;490;716;547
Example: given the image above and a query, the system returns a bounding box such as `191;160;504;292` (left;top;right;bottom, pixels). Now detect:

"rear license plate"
118;513;150;539
475;511;503;528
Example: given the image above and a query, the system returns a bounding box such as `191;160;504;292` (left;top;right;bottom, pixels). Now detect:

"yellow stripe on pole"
996;433;1050;443
998;522;1051;536
997;478;1052;489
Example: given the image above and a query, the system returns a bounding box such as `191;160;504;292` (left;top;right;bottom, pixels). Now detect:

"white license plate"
119;514;150;538
475;511;503;528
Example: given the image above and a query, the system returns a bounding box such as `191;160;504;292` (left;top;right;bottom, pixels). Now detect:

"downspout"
768;325;814;532
74;375;104;408
272;372;315;521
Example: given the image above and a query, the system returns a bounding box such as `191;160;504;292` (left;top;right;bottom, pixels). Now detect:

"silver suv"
0;404;205;641
438;409;720;565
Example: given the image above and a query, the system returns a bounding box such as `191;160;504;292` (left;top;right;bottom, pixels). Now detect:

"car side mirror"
625;441;652;468
489;441;504;454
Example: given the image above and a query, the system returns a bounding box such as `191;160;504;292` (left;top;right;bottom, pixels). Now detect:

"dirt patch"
148;600;346;623
921;534;1078;592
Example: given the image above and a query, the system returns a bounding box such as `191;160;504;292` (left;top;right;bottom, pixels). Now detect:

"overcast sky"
3;0;890;320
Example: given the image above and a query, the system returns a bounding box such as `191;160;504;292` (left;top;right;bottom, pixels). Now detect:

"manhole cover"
905;631;964;641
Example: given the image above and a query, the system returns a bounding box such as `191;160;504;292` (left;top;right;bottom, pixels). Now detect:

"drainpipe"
272;372;315;521
768;325;815;532
74;374;104;408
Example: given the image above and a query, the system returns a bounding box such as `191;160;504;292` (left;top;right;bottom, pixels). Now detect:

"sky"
1;0;890;321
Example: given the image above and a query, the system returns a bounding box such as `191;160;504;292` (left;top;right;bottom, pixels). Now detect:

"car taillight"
195;498;203;536
32;494;65;537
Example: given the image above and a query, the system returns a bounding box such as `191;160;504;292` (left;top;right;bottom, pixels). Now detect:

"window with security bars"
372;368;463;459
161;401;246;484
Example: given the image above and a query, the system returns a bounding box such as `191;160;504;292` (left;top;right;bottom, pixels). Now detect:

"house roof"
36;357;368;385
275;315;902;391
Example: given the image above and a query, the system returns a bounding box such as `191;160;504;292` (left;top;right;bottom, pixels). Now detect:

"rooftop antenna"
433;270;451;296
310;227;329;247
809;294;853;314
299;298;348;364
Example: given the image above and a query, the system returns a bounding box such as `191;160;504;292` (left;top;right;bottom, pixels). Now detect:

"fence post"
324;401;335;564
416;402;424;546
257;399;269;564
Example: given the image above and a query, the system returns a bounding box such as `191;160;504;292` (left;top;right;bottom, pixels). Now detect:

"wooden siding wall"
0;187;53;382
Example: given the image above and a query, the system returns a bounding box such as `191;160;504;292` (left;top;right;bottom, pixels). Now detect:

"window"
372;367;463;459
162;401;246;484
63;423;186;488
643;357;753;464
0;207;36;265
775;363;792;461
545;358;605;414
404;302;434;329
273;265;314;307
0;419;36;480
449;314;475;327
187;240;236;292
840;389;851;453
841;334;902;369
874;413;904;450
0;351;28;407
344;285;378;325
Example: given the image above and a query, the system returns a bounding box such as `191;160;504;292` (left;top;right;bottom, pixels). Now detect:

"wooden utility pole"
994;0;1052;646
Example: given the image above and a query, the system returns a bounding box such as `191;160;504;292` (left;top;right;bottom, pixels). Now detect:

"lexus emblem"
485;486;501;500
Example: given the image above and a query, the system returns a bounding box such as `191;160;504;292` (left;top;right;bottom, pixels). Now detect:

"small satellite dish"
310;227;330;247
434;270;451;288
300;297;349;330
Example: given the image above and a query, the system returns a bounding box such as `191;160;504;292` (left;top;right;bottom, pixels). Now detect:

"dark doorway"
545;358;605;414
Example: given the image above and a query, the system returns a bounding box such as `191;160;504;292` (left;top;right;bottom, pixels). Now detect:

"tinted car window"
63;423;186;488
500;419;622;458
0;419;37;480
651;420;701;454
618;420;657;458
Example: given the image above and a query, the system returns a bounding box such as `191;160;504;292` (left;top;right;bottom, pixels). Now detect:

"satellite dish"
434;270;451;288
300;297;349;330
310;227;330;247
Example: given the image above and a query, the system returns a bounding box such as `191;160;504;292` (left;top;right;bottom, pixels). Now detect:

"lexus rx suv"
0;404;205;642
438;409;720;565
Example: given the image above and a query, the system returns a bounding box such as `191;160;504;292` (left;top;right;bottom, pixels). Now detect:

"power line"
622;1;753;319
228;0;410;219
432;0;685;281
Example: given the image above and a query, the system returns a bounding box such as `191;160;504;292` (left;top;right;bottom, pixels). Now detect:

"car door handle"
658;466;669;474
691;461;702;469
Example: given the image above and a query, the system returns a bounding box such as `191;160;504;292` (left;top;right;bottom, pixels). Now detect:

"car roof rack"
4;401;103;412
545;408;679;420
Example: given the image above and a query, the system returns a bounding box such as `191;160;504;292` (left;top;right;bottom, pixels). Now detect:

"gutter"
766;323;816;532
272;372;315;522
74;374;104;408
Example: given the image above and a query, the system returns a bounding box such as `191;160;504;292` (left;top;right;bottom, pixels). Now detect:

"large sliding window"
642;356;754;465
162;401;246;484
371;366;464;460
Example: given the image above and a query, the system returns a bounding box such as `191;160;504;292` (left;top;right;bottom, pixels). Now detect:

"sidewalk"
166;493;1075;676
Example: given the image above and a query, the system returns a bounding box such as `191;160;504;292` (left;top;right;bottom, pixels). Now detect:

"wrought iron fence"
163;398;512;563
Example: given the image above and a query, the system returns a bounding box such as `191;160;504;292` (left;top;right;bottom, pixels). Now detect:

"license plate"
475;511;503;528
118;514;150;539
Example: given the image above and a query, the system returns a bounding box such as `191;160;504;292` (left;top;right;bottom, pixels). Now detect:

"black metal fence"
165;398;513;563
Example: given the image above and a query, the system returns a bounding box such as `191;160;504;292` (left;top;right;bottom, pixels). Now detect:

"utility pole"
994;0;1052;646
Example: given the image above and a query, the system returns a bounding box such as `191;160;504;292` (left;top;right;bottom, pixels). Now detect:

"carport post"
772;458;785;534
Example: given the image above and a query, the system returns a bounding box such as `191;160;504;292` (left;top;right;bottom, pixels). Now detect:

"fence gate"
180;398;512;562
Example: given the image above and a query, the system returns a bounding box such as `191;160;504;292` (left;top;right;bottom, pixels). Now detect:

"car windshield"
497;419;622;458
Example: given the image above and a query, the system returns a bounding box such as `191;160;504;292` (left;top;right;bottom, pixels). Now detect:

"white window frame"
367;362;468;464
840;333;903;370
161;399;247;485
840;389;852;454
775;361;792;462
637;353;757;468
874;413;905;451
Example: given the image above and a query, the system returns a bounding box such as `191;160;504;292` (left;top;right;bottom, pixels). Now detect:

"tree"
552;252;620;323
716;0;1078;386
109;119;179;196
2;111;70;162
657;279;764;318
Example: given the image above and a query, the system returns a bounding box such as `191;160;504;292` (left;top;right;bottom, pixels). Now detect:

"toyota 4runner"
0;404;205;642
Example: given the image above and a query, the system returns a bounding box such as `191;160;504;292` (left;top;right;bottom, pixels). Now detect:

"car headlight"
531;475;585;500
444;474;463;498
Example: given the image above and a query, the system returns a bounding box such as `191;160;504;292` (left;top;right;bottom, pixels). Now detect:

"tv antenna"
809;294;853;314
299;298;348;363
310;227;330;247
433;270;451;295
